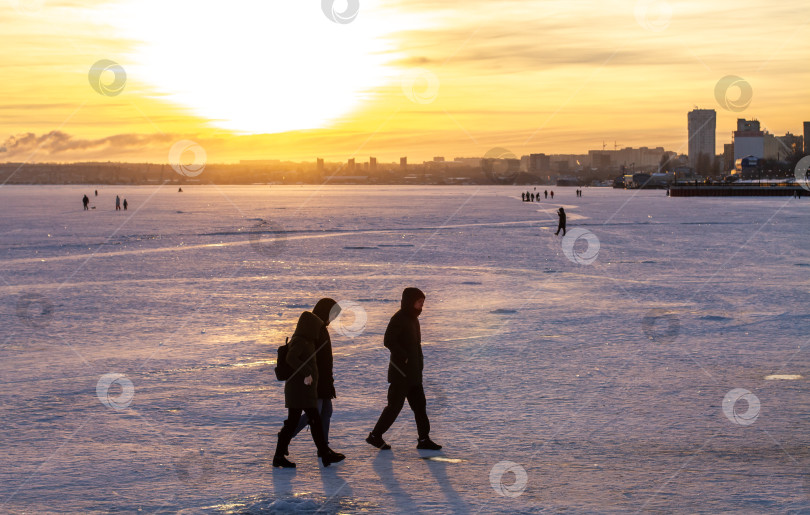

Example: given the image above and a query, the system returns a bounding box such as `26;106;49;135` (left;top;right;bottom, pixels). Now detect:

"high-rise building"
369;157;377;172
316;158;324;174
347;158;355;172
733;118;764;161
804;122;810;153
687;109;716;167
400;157;407;170
528;153;550;173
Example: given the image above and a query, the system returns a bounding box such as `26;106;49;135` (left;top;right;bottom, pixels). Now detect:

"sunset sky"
1;0;808;164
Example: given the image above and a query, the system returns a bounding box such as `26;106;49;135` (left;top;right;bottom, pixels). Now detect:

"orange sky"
1;0;808;164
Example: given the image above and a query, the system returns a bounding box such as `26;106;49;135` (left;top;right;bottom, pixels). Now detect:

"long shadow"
372;451;421;513
421;453;471;513
271;466;297;498
318;464;354;511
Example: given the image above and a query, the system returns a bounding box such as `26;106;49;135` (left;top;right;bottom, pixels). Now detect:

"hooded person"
555;207;566;236
366;287;442;451
291;298;341;449
273;310;345;468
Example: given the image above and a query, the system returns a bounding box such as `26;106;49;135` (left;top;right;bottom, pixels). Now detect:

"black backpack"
275;337;293;381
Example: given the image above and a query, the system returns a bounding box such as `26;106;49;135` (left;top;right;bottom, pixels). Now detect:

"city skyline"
1;1;808;164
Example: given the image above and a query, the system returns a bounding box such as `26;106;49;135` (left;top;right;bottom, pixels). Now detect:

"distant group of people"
274;288;441;469
575;189;583;197
522;189;553;202
81;190;127;211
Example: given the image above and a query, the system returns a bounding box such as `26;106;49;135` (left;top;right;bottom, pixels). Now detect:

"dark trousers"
278;407;329;455
555;224;566;236
372;382;430;440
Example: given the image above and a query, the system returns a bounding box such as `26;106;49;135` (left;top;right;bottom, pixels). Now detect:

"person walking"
115;195;121;211
82;194;89;210
123;199;128;210
291;298;342;451
273;310;345;468
367;288;442;451
544;190;548;199
555;207;566;236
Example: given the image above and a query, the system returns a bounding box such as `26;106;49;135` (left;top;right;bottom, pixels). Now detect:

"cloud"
0;131;175;158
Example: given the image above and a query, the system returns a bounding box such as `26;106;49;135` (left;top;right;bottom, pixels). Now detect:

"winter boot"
273;432;295;468
366;432;391;450
320;449;346;467
416;437;442;450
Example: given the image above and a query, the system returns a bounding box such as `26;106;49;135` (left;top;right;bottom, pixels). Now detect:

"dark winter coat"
557;208;566;227
385;288;425;386
284;311;323;409
312;298;338;399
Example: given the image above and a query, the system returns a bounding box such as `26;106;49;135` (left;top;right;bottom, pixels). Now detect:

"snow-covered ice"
1;184;809;513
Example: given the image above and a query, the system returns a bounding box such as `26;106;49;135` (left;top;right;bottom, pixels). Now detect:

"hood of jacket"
400;287;425;318
292;311;324;342
312;298;338;326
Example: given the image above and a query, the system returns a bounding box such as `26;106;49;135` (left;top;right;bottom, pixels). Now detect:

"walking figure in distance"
115;195;121;211
555;207;566;236
82;194;89;210
367;288;442;451
123;199;128;211
544;190;548;199
290;299;342;451
273;310;345;468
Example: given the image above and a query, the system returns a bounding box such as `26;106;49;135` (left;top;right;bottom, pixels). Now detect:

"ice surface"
1;185;809;513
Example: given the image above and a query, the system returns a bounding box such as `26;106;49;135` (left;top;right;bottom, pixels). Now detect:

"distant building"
433;156;445;162
776;133;802;160
804;122;810;153
528;153;550;173
688;109;716;167
369;157;377;172
400;157;407;170
733;118;764;161
723;143;735;172
316;158;324;174
347;158;355;172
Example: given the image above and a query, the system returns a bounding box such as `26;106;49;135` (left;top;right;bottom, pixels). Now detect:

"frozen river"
1;184;809;513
